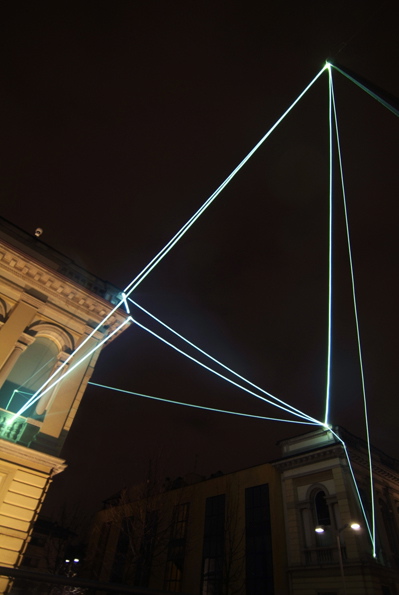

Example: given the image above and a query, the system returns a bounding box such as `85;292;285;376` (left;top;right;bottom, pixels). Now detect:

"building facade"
87;465;289;594
0;217;129;592
87;428;399;595
274;426;399;594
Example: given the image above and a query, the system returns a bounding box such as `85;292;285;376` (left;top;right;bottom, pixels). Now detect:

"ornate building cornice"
0;241;128;334
346;449;399;487
0;438;66;475
273;443;345;472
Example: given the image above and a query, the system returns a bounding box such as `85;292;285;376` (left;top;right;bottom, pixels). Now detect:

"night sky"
1;1;398;519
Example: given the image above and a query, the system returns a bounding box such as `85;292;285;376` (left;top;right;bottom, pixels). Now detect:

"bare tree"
223;484;246;595
87;464;191;588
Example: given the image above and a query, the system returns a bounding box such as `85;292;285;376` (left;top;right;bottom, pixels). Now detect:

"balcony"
0;408;40;446
304;545;347;565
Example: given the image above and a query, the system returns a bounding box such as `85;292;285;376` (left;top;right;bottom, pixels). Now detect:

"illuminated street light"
314;523;361;595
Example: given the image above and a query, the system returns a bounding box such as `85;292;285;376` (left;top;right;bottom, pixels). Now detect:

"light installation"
128;299;319;424
8;61;397;557
10;63;329;422
88;381;319;426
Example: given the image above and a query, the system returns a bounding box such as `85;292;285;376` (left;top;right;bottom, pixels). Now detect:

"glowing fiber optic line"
129;298;318;424
10;353;58;396
122;293;131;314
329;63;399;119
88;381;320;426
329;428;375;554
6;389;32;411
7;67;329;420
331;83;376;555
123;65;329;298
8;318;132;424
8;298;129;421
324;63;333;426
130;316;324;425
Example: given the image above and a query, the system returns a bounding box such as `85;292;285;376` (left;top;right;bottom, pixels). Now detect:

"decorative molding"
27;321;75;352
0;438;66;475
0;297;7;320
273;444;345;472
0;242;127;332
347;449;399;487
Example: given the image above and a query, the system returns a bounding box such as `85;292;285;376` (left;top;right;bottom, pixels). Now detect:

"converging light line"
129;298;319;424
8;318;132;423
131;316;324;425
88;381;320;426
123;65;329;298
330;63;399;118
324;63;333;426
330;428;375;552
9;66;329;424
331;78;376;557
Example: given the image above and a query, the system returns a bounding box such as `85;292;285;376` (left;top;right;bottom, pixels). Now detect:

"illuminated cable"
324;63;333;425
123;65;329;297
331;79;376;556
12;67;329;416
330;428;375;552
130;316;324;424
88;381;319;426
5;389;32;411
11;353;57;396
7;298;128;420
8;318;132;424
121;293;131;314
330;62;399;118
129;298;318;424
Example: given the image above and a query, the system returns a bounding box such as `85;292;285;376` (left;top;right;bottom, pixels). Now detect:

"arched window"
0;337;59;417
312;489;333;549
314;490;331;526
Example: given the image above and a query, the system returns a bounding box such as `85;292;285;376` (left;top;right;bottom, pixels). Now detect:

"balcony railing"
0;409;40;446
304;545;347;565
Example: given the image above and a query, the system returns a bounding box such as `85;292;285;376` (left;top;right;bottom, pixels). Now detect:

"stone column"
0;302;37;369
35;353;69;416
0;334;35;391
39;335;100;439
0;344;25;391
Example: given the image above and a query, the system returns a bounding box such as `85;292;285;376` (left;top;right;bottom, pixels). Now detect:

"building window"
92;521;112;580
164;503;189;592
110;516;132;583
201;494;225;595
379;498;399;567
0;337;58;416
314;490;331;526
312;489;335;552
245;483;273;595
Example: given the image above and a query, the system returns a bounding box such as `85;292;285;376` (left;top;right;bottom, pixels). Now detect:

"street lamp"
314;523;361;595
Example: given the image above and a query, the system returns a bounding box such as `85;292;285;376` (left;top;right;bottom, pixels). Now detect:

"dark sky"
1;1;398;518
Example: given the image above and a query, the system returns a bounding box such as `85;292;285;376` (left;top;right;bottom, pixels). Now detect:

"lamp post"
315;522;360;595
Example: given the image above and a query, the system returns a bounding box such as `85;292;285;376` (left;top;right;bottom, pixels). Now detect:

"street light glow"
314;522;361;534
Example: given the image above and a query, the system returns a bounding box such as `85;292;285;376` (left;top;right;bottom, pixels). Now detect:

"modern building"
87;464;289;594
87;427;399;594
0;217;130;592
